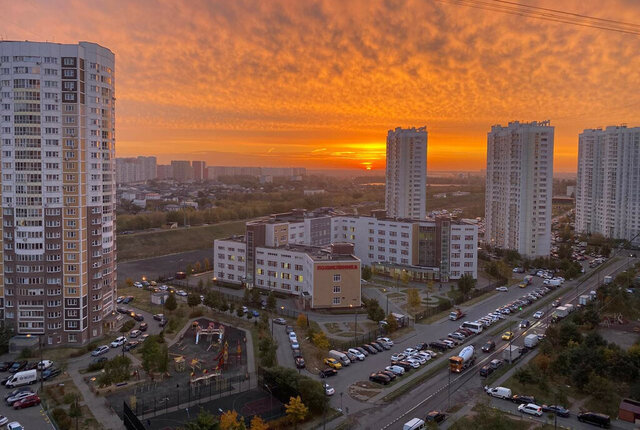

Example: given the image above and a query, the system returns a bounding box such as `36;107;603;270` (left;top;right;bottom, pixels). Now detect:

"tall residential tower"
576;125;640;244
0;41;117;345
485;121;554;258
385;127;427;220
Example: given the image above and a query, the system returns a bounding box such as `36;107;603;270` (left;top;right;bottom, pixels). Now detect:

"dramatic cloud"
5;0;640;171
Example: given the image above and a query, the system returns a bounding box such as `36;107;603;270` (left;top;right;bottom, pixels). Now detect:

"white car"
323;383;335;396
411;355;427;364
405;358;421;368
385;365;405;375
176;290;188;297
288;332;298;342
158;285;168;291
6;422;23;430
518;403;543;417
441;339;455;348
37;360;53;370
241;306;249;314
377;337;393;346
391;353;406;362
416;351;431;361
403;347;417;356
110;336;127;348
290;341;300;349
348;348;365;361
0;417;7;427
496;286;508;292
533;311;544;319
133;282;143;288
448;332;465;341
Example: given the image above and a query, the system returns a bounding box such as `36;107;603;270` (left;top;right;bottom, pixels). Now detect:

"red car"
13;394;40;409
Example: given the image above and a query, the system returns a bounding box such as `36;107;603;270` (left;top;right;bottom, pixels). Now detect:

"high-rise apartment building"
485;121;554;258
192;160;207;181
115;156;156;184
0;41;117;344
576;125;640;244
385;127;427;220
171;160;193;182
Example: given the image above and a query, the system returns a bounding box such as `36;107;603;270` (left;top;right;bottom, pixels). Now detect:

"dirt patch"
597;326;640;350
349;380;382;401
324;322;342;334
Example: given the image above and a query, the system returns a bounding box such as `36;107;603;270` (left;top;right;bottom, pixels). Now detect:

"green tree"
204;292;220;310
386;313;398;332
69;396;81;430
266;291;276;311
184;409;218;430
365;298;385;323
285;396;308;430
164;293;177;312
258;336;278;367
242;288;251;306
407;288;421;310
197;278;204;290
236;307;245;317
0;324;13;354
457;274;476;300
361;265;372;281
141;335;169;373
187;293;201;308
186;263;194;275
98;355;131;387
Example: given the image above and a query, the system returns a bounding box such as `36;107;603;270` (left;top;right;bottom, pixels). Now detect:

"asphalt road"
117;248;213;282
312;256;635;429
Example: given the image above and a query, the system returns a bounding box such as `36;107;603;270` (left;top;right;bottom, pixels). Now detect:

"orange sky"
6;0;640;172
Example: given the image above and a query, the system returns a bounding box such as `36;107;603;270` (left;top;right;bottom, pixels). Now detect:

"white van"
485;386;512;399
328;350;350;366
5;369;37;388
403;418;425;430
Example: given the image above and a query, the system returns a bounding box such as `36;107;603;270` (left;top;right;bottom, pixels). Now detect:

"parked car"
13;394;40;410
370;342;384;352
369;372;391;385
425;411;447;424
355;346;369;356
8;362;26;373
273;318;286;325
391;353;406;362
176;290;188;297
318;368;337;378
348;348;365;361
153;313;164;321
6;391;34;406
285;325;294;334
110;336;127;348
23;363;38;371
542;405;570;417
481;341;495;352
485;386;512;399
377;337;393;346
294;356;305;369
138;322;148;331
290;341;300;349
512;394;536;405
385;365;405;375
41;368;61;381
380;370;396;380
496;286;508;292
324;358;342;369
252;310;260;318
132;313;144;322
391;361;413;371
518;403;543;417
288;332;298;342
116;296;125;303
362;344;377;354
130;330;141;338
7;422;23;430
404;359;421;368
159;318;169;328
577;412;610;427
140;334;150;342
124;341;140;352
4;389;32;401
0;362;11;372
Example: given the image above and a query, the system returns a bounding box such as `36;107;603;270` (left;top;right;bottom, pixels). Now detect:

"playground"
107;318;252;420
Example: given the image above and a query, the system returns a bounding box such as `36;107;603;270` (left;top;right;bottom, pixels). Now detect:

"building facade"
192;160;207;181
0;41;117;345
485;121;554;258
385;127;428;220
171;160;193;182
115;155;156;184
576;125;640;244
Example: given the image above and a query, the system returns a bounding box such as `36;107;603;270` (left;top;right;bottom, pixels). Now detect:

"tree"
285;396;308;429
312;332;330;350
125;278;134;288
249;416;268;430
194;261;202;273
185;263;194;275
141;335;168;373
457;274;476;300
187;293;201;308
426;281;435;315
220;410;246;430
364;298;385;323
258;336;278;368
203;257;211;271
197;278;204;290
242;288;251;306
407;288;421;310
386;313;398;332
296;313;308;328
184;410;217;430
0;324;12;354
236;307;245;317
250;288;261;305
361;265;372;281
69;395;81;430
164;293;177;312
98;355;131;387
204;292;220;310
266;291;276;311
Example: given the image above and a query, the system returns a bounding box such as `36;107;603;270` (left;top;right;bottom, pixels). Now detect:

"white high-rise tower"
0;41;117;345
576;125;640;244
385;126;427;220
485;121;554;258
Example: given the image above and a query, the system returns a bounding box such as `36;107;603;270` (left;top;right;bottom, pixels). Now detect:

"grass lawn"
117;220;246;261
43;376;104;430
323;323;341;335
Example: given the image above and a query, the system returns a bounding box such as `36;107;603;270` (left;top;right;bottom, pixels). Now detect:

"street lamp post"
382;288;388;314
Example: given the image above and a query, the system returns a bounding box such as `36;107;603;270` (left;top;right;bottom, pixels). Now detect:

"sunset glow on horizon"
6;0;640;172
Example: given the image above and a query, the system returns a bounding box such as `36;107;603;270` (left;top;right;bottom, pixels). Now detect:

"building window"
333;286;341;293
332;297;341;305
333;274;341;282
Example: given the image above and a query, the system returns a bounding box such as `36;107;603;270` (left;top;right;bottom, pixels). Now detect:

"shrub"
120;320;135;333
63;393;76;404
189;309;204;319
52;407;73;430
87;361;106;372
18;347;33;359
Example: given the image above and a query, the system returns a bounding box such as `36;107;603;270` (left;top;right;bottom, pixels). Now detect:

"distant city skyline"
5;1;639;171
